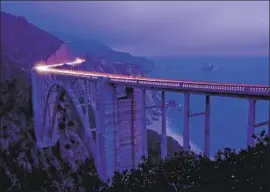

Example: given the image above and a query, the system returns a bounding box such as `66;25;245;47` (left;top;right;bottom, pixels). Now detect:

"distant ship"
202;63;217;72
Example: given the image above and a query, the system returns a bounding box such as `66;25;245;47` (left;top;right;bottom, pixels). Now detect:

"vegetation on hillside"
0;79;268;192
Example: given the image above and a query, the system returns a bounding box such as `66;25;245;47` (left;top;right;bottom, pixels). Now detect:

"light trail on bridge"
35;57;86;71
34;58;270;97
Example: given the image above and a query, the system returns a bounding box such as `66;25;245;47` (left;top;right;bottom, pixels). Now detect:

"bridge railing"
110;78;270;97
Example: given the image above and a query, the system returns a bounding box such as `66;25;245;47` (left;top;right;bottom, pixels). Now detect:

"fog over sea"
148;56;269;157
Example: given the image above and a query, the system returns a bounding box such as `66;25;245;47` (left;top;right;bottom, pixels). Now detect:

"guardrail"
110;78;270;97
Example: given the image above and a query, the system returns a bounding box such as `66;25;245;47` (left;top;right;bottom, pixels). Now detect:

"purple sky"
2;1;269;56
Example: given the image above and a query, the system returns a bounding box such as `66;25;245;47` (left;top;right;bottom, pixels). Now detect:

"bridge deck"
35;62;270;100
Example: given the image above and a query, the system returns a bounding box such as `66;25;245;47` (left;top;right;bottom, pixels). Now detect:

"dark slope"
0;11;64;80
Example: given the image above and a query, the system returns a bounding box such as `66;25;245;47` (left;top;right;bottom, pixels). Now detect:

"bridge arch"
41;81;97;162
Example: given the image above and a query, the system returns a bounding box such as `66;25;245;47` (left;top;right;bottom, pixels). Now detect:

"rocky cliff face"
45;43;72;65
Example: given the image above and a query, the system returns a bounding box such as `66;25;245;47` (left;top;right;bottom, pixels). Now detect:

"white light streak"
33;57;270;92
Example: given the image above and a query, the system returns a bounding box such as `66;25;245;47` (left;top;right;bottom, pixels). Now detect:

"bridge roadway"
35;60;270;100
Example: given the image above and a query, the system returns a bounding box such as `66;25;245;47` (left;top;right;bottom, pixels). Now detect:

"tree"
0;151;12;191
105;132;268;192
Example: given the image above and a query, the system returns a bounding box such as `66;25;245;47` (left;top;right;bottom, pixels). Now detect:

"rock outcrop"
147;129;182;161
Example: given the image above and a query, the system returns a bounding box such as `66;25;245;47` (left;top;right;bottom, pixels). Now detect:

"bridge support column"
204;95;210;158
130;88;136;169
161;91;167;160
247;99;256;146
112;85;119;172
141;89;148;160
183;94;211;157
183;93;190;151
31;69;43;147
83;80;91;132
96;77;107;180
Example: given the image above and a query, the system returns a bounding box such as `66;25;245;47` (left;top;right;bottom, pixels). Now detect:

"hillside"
50;31;154;73
0;11;70;80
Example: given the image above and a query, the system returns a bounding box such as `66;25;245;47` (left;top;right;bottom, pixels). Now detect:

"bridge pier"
183;94;211;157
96;77;107;180
31;69;43;147
130;88;136;169
161;91;167;160
246;99;270;147
83;80;90;133
112;85;119;172
247;99;256;146
183;93;190;151
204;95;210;158
114;87;145;172
140;89;148;160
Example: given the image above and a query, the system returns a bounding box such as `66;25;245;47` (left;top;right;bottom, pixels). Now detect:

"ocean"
148;56;269;157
